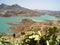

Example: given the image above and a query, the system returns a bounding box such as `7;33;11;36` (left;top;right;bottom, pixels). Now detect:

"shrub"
20;26;60;45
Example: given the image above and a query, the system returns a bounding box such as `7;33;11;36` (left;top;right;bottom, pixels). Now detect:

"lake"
0;15;60;33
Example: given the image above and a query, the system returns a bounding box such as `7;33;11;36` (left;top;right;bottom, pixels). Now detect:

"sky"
0;0;60;11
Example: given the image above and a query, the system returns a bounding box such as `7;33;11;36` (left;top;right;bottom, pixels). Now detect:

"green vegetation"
0;26;60;45
20;26;60;45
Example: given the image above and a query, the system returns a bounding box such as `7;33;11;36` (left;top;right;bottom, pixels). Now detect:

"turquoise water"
0;15;60;33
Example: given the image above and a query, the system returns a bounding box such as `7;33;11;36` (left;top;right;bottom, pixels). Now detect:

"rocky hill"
0;3;60;17
0;3;41;17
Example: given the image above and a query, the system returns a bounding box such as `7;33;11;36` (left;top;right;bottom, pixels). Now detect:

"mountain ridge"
0;3;60;17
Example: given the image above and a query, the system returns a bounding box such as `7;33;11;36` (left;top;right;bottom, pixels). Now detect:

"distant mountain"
34;10;60;18
0;3;60;17
0;3;41;17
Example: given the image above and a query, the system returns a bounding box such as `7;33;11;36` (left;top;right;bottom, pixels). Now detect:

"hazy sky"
0;0;60;11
